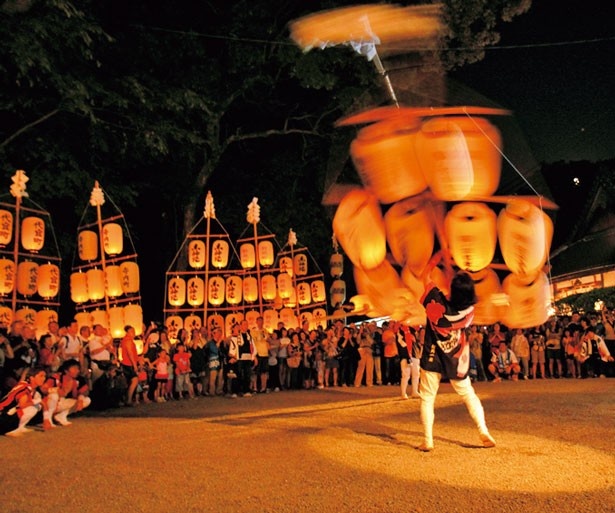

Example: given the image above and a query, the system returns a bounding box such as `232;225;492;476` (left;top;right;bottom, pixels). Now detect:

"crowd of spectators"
1;306;613;436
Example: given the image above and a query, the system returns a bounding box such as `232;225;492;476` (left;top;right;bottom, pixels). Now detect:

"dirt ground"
1;378;613;513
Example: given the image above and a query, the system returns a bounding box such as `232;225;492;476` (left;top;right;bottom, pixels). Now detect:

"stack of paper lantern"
332;106;554;328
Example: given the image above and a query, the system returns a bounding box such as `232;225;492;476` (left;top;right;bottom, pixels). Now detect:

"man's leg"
450;377;496;448
418;369;441;451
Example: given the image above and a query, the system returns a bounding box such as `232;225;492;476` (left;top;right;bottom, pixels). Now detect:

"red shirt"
173;351;191;374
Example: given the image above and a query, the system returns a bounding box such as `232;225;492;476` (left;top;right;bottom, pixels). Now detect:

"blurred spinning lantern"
502;271;551;328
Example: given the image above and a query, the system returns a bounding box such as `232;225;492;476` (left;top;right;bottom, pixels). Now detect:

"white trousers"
419;369;489;446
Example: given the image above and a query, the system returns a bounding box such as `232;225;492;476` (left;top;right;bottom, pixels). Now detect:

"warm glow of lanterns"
21;216;45;252
187;277;205;306
91;309;109;329
0;209;13;246
208;276;225;306
245;310;260;329
17;261;38;296
0;306;13;326
261;274;277;301
497;199;552;276
207;314;224;337
15;307;36;326
37;263;60;299
167;277;186;307
104;265;123;297
445;202;497;272
333;188;386;271
350;115;427;204
263;309;278;332
329;278;346;307
299;311;313;330
279;256;293;276
225;312;244;337
329;253;343;278
240;243;256;269
78;230;98;261
258;240;275;267
297;282;311;305
416;116;502;201
86;268;105;301
188;240;207;269
243;276;258;303
469;268;503;326
103;223;123;256
311;280;326;303
277;273;293;299
184;314;202;332
0;259;15;295
312;308;327;330
165;315;183;341
124;304;143;335
70;272;89;304
211;239;229;269
225;275;243;305
353;261;411;316
502;271;551;328
384;196;434;274
108;306;125;339
120;261;140;294
75;311;93;331
35;310;57;336
294;254;308;277
279;308;298;329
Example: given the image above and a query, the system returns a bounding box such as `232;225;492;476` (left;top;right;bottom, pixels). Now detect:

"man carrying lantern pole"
417;251;496;452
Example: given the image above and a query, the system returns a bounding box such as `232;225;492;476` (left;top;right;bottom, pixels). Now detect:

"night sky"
451;0;614;164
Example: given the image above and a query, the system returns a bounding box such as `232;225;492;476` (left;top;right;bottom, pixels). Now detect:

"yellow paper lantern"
0;306;13;326
329;253;343;278
75;311;93;331
124;304;143;335
86;268;105;301
78;230;98;261
243;276;258;303
445;202;497;272
350;115;427;204
240;243;256;269
0;259;15;295
277;273;293;299
225;275;243;305
15;307;36;326
105;265;123;298
21;217;45;252
329;279;346;307
0;209;13;246
299;311;313;330
245;310;260;329
165;315;183;341
469;268;503;326
108;306;125;339
35;310;57;336
70;272;89;304
349;295;374;316
188;240;207;269
497;200;553;276
263;309;278;332
312;308;327;330
297;282;311;305
310;280;326;303
208;276;225;306
103;223;123;256
120;261;140;294
211;239;229;269
384;196;434;273
258;240;275;267
416;116;502;201
294;254;308;277
333;188;386;271
225;312;244;337
37;263;60;299
167;277;186;307
207;314;224;337
279;256;293;276
187;277;205;306
502;271;551;329
17;261;38;296
261;274;277;301
285;287;297;308
279;308;298;329
91;309;109;329
184;314;202;332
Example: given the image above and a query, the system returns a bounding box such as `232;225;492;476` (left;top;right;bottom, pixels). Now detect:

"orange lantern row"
188;239;231;270
70;262;139;304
